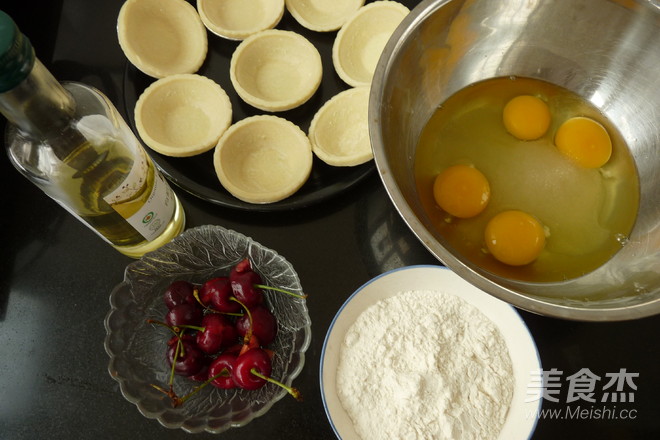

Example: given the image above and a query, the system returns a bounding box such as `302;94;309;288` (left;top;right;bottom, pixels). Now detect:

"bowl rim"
197;0;285;40
229;29;322;111
134;73;232;157
213;115;313;204
285;0;365;32
103;224;312;433
117;0;208;79
369;0;660;321
319;264;542;440
331;0;411;87
308;86;373;166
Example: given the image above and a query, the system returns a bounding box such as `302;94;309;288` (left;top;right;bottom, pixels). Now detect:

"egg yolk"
502;95;551;141
433;164;490;218
484;210;546;266
554;116;612;168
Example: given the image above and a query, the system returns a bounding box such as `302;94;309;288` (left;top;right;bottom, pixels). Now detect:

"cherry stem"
178;324;205;332
146;319;179;337
146;320;204;386
250;368;303;401
146;319;205;334
193;287;244;317
150;383;177;401
169;338;183;386
231;297;254;344
173;370;228;407
254;284;307;299
193;287;203;305
218;311;244;317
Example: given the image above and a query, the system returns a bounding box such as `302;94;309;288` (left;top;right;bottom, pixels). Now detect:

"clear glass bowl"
104;225;312;433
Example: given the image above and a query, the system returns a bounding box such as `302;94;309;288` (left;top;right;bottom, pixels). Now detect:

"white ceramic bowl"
320;265;541;440
117;0;207;78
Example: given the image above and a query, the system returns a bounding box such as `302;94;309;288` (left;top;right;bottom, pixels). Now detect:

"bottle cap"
0;10;35;93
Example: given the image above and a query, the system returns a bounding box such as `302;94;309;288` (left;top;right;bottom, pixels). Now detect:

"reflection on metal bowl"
370;0;660;320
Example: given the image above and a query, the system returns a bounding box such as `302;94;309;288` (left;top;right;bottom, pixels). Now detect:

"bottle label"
102;147;176;242
121;170;175;241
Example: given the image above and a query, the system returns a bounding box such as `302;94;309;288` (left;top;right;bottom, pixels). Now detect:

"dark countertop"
1;1;658;439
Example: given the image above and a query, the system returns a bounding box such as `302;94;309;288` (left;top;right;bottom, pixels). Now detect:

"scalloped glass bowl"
104;225;312;433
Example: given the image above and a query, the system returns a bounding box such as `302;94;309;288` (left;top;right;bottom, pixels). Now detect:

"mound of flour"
336;290;513;440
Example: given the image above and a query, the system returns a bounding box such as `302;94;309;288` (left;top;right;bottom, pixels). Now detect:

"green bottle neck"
0;10;76;139
0;58;76;138
0;9;34;93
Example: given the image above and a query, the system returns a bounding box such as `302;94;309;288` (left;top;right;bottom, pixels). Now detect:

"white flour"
336;290;514;440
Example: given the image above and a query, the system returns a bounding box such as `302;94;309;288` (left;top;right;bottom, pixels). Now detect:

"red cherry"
236;305;278;346
208;352;238;389
223;343;243;356
163;280;197;309
198;276;226;305
166;339;205;377
230;271;264;309
199;277;241;313
233;348;272;390
165;303;203;327
238;334;261;356
229;259;264;309
230;258;307;306
195;314;238;355
167;332;196;347
189;357;211;382
230;258;252;276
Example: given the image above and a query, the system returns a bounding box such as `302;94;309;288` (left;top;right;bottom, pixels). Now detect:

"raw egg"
502;95;551;140
433;164;490;218
484;210;546;266
415;77;639;282
555;116;612;168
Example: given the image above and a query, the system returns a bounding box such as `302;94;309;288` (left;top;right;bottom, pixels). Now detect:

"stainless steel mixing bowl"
370;0;660;320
